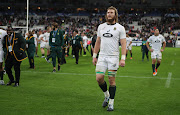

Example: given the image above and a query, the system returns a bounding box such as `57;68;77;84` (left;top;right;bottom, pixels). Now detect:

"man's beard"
107;16;116;23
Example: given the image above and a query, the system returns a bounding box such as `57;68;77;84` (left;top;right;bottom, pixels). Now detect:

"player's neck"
107;21;116;25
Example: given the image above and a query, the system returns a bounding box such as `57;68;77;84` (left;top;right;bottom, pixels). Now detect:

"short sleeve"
120;26;126;39
161;35;166;43
97;25;101;37
147;37;152;43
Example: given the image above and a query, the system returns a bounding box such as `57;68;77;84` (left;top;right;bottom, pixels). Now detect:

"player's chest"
152;37;162;43
100;26;119;38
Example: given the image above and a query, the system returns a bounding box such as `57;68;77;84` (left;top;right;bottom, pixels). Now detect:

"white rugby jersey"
83;36;88;45
147;34;166;51
97;23;126;56
44;32;50;42
39;34;45;43
33;33;38;44
0;29;7;51
126;37;132;46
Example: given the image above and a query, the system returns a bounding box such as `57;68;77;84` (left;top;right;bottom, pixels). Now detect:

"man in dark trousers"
141;37;149;61
61;31;70;64
71;30;83;64
49;22;64;72
3;26;27;87
26;31;35;68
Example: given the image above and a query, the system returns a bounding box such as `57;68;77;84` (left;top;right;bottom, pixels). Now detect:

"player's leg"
130;50;132;59
152;59;157;76
40;48;45;58
126;49;128;58
0;62;4;85
96;58;109;107
106;57;119;111
129;46;132;59
107;70;117;111
155;52;162;74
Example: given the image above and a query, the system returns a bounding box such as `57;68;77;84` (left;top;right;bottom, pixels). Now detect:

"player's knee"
108;78;116;86
96;73;105;84
108;71;117;77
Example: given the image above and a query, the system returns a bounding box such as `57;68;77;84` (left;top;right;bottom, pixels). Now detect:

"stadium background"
0;0;180;114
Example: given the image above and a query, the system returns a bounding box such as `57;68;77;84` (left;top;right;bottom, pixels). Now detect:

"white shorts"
151;51;162;60
35;41;38;47
0;51;4;63
40;42;46;48
126;45;132;50
83;44;87;48
96;56;119;73
45;42;50;50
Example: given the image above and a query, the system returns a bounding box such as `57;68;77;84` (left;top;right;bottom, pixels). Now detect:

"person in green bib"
141;37;149;61
25;31;35;69
49;22;64;72
71;29;83;64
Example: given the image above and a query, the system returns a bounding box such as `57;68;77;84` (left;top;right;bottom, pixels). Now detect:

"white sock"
109;99;114;105
104;90;109;98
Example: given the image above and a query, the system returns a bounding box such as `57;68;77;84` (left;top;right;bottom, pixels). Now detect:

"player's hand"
160;49;164;52
119;60;125;67
92;58;97;66
149;49;153;52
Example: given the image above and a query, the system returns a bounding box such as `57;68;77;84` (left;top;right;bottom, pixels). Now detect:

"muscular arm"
146;41;150;49
120;38;126;56
162;41;166;50
93;37;101;54
161;41;166;52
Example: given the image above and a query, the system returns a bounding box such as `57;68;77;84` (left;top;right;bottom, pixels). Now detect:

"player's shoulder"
115;23;124;28
159;34;164;38
98;23;107;28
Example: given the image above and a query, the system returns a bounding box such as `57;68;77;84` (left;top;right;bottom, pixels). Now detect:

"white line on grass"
21;71;180;80
171;60;175;66
165;72;172;88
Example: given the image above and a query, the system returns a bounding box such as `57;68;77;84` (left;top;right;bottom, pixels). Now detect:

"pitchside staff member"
141;37;149;61
61;31;70;64
49;22;64;72
26;31;35;69
3;26;27;87
71;30;83;64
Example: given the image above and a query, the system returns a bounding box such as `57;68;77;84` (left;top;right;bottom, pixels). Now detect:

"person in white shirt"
44;27;51;57
92;6;126;111
126;33;133;59
39;30;45;58
146;29;166;76
32;30;39;57
81;32;88;56
0;28;7;85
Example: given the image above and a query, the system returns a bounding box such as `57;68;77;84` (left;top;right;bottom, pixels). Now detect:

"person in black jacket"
71;30;83;64
3;26;27;87
26;31;35;68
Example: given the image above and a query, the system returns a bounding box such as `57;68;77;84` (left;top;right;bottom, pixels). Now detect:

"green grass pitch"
0;46;180;115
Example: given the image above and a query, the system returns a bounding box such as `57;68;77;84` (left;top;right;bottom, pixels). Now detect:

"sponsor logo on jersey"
103;33;113;37
154;40;160;43
114;27;116;30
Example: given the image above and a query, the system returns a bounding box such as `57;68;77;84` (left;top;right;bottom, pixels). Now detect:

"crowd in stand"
0;8;180;42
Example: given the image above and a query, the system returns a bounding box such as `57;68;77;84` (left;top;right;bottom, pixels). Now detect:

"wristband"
121;55;126;60
93;53;97;58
